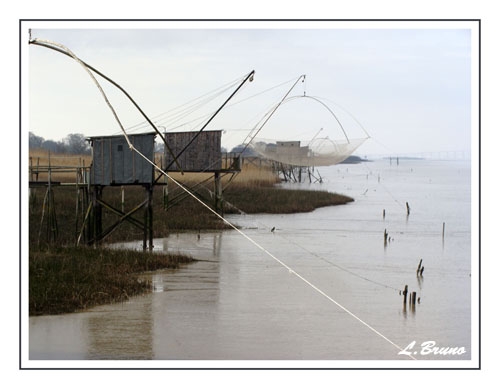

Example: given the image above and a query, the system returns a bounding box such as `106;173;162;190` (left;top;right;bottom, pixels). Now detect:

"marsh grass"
28;152;353;246
224;186;353;214
29;246;193;315
29;150;92;183
28;152;353;315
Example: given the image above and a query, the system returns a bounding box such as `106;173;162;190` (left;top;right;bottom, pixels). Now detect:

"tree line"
29;131;257;156
29;132;91;154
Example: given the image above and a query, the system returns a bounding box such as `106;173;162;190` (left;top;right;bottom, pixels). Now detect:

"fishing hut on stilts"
254;140;323;183
78;130;240;251
162;130;241;216
82;132;157;251
28;37;252;251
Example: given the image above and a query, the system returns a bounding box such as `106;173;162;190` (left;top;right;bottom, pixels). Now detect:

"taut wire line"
218;203;402;292
132;146;417;361
30;38;416;360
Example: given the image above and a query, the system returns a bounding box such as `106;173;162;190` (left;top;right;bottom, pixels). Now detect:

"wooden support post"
163;185;168;210
82;184;91;245
40;154;58;246
92;186;103;246
417;259;423;275
148;185;153;252
442;222;445;240
384;229;388;246
75;171;80;241
214;172;223;216
411;291;417;306
143;185;153;251
143;190;147;251
121;186;125;213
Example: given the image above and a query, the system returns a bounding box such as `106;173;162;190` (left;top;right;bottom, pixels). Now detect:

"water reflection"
28;160;473;362
86;297;154;359
417;274;424;290
152;274;164;292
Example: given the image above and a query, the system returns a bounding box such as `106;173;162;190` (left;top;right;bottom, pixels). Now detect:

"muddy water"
29;159;474;363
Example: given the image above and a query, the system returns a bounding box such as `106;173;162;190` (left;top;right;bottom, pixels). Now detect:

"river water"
28;159;477;367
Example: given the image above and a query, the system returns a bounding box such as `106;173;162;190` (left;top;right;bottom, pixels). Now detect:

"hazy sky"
26;20;476;157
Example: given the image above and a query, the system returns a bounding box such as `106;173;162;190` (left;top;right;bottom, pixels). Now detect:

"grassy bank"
29;246;194;316
29;162;353;247
224;186;353;214
29;183;353;246
28;152;354;316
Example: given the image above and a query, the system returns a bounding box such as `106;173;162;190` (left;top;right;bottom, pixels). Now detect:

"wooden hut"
88;133;156;186
163;130;222;172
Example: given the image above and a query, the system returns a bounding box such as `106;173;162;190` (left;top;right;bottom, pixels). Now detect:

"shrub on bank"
29;246;193;316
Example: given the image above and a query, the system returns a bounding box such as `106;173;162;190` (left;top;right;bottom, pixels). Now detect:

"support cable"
238;75;306;157
225;204;401;292
30;39;415;360
133;146;416;360
29;38;183;172
164;70;255;170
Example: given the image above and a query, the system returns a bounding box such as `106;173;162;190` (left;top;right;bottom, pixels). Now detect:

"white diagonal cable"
33;38;416;360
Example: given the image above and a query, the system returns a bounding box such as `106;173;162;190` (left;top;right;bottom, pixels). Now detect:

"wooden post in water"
417;259;423;275
442;222;445;241
410;291;417;312
403;285;408;305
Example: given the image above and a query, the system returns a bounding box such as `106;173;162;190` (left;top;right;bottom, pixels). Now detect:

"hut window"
117;145;123;152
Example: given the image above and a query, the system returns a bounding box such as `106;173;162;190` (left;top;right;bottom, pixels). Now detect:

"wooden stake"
417;259;422;274
214;172;223;215
403;285;408;305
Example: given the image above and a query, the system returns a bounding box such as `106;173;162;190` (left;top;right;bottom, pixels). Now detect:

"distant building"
276;141;309;157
